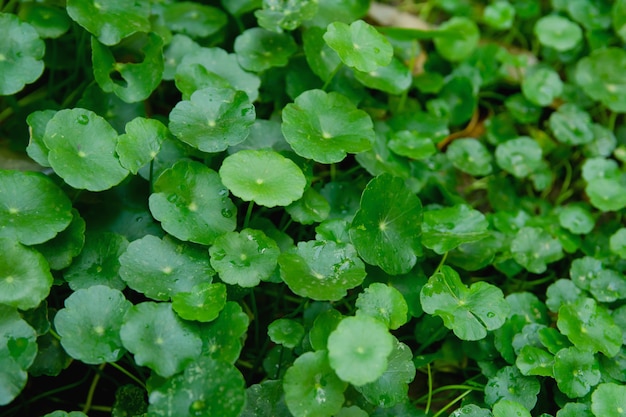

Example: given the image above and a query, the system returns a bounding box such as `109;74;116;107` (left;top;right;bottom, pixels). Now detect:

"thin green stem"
82;363;105;414
431;390;473;417
554;159;573;206
435;252;449;274
321;63;343;91
608;111;618;132
109;361;146;389
425;363;433;414
243;201;255;229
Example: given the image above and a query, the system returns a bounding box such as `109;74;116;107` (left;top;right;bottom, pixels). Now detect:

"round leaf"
42;108;129;191
172;282;227;322
422;204;489;255
323;20;393;72
267;318;305;349
353;57;412;95
209;228;280;287
54;285;131;364
610;228;626;258
388;130;437;160
120;302;201;378
554;347;600;398
163;2;227;38
451;405;492;417
283;350;347;417
119;234;214;301
446;138;493;176
148;356;245;417
495;137;543;178
0;13;45;95
576;48;626;112
149;160;237;245
349;174;422;275
492;400;531;417
0;170;72;245
586;177;626;212
434;17;480;62
116;117;168;174
196;302;249;364
282;89;374;163
558;204;595;234
278;240;366;301
591;383;626;417
534;15;582;51
169;87;255;153
17;3;71;39
483;2;516;29
355;283;408;330
549;104;593;145
511;227;564;274
220;150;306;207
0;238;53;310
522;66;563;106
484;366;540;409
327;315;394;386
286;187;331;225
234;28;297;72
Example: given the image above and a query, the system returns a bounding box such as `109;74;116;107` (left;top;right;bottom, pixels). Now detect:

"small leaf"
484;366;540;409
323;20;392;72
422;204;489;254
116;117;168;174
234;28;297;72
310;309;343;351
420;266;509;341
353;57;412;95
209;228;280;287
172;282;227;322
586;176;626;212
267;318;305;349
149;160;237;245
511;227;563;274
25;109;55;167
286;187;331;225
17;3;71;39
451;404;492;417
558;204;595;234
534;15;582;51
220;150;306;207
355;283;408;330
0;13;45;95
349;174;422;275
495;137;543;178
434;17;480;62
163;2;227;38
197;302;249;364
327;315;394;386
554;347;601;398
576;47;626;113
255;0;318;32
54;286;131;364
283;350;347;417
483;2;516;30
120;302;201;378
303;26;342;81
522;66;563;106
35;209;86;271
281;89;374;163
516;346;554;377
591;383;626;417
388;130;437;160
446;139;493;176
549;104;593;145
241;380;290;417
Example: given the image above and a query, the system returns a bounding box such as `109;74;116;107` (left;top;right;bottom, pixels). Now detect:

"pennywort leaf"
172;282;227;322
511;227;564;274
163;2;227;38
534;15;582;52
421;204;489;255
495;137;543;178
116;117;168;174
355;283;408;330
576;47;626;113
234;28;297;72
434;17;480;62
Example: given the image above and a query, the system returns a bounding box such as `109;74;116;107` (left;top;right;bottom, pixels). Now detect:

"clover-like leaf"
511;227;564;274
327;315;394;386
268;318;305;349
0;13;45;95
549;103;593;145
66;0;150;45
119;234;214;301
209;228;280;287
169;87;255;153
120;302;201;378
283;350;347;417
148;356;246;417
495;137;543;178
558;204;595;234
116;117;167;174
484;366;540;409
354;338;416;408
220;150;306;207
149;160;237;245
349;174;422;275
576;47;626;113
355;283;408;330
446;138;493;176
163;2;227;38
91;32;163;103
54;285;131;364
172;282;226;322
0;170;72;245
522;66;563;106
0;238;53;310
421;266;509;341
591;383;626;417
353;57;412;95
323;20;392;72
434;17;480;62
197;302;249;364
234;28;297;72
278;240;366;301
42;108;129;191
554;347;601;398
534;15;582;51
282;89;374;163
422;204;489;255
255;0;318;32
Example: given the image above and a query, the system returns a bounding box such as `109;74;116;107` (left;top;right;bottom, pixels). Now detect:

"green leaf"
0;13;45;95
281;89;374;163
558;204;595;234
54;285;131;364
116;117;168;174
356;283;408;330
268;318;305;348
120;302;201;378
0;170;72;245
327;315;394;386
610;228;626;258
35;209;86;271
255;0;318;32
163;2;227;38
576;47;626;113
323;20;392;72
446;138;493;176
42;108;129;191
172;282;227;322
42;411;88;417
91;32;163;103
355;338;416;408
614;0;626;42
516;346;554;377
353;57;412;94
66;0;150;45
149;160;237;245
349;174;422;275
483;2;516;29
451;404;492;417
582;157;619;182
241;380;290;417
388;130;437;160
0;305;37;406
422;204;489;254
25;109;55;167
279;239;366;301
0;238;54;310
63;232;128;290
484;366;540;409
303;26;342;81
522;66;563;106
586;177;626;212
420;266;509;341
286;187;331;225
209;228;280;287
534;15;582;51
554;347;600;398
234;28;297;72
119;234;213;300
591;383;626;417
18;3;71;39
220;150;306;207
492;400;531;417
283;350;347;417
511;227;564;274
148;356;246;417
197;302;249;364
495;137;543;178
169;87;255;153
162;34;201;81
557;297;622;356
434;17;480;62
310;309;343;351
549;104;594;145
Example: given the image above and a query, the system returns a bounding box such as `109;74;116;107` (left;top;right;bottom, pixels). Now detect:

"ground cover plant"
2;0;626;416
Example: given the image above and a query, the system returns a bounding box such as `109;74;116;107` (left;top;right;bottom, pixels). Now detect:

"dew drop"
486;312;496;318
218;189;228;197
77;114;89;125
221;208;233;218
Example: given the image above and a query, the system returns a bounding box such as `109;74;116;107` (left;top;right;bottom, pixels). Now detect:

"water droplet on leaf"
221;208;233;218
77;114;89;125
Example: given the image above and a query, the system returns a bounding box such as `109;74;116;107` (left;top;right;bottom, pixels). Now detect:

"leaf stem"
431;390;473;417
608;110;618;132
109;361;146;389
243;201;255;229
82;363;105;414
435;252;448;274
425;363;433;414
321;63;343;91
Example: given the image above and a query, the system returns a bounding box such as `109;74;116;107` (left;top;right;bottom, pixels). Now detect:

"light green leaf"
522;66;563;106
172;282;226;322
554;347;600;398
451;404;492;417
591;383;626;417
484;2;516;30
495;137;543;178
576;47;626;113
492;400;531;417
25;109;55;167
116;117;168;174
234;28;297;72
549;104;593;145
610;228;626;258
516;346;554;377
17;3;71;39
446;138;493;176
434;17;480;62
422;204;489;254
511;227;564;274
197;302;249;364
586;176;626;212
388;130;437;160
484;366;540;409
558;204;595;234
268;318;305;349
355;283;408;330
353;57;412;95
534;15;582;51
163;2;227;38
255;0;318;32
286;187;331;225
303;26;342;81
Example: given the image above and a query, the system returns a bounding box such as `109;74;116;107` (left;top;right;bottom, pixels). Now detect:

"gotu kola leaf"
576;47;626;113
234;27;297;72
355;283;408;330
349;174;422;275
116;117;168;174
421;204;489;254
172;282;227;322
420;265;509;341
